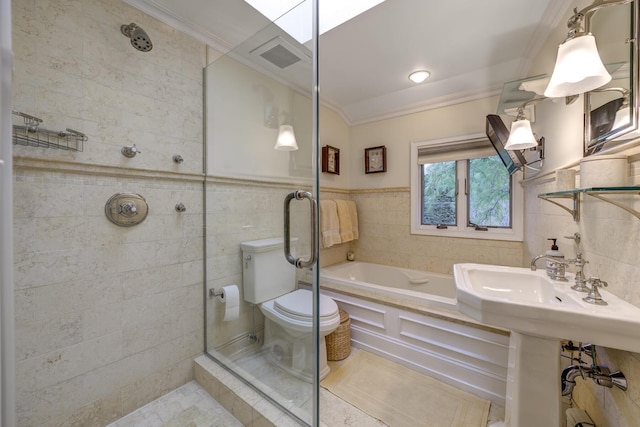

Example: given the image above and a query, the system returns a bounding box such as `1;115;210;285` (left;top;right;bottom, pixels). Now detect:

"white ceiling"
125;0;574;125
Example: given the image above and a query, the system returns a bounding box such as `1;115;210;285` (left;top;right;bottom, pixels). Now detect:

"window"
411;133;523;241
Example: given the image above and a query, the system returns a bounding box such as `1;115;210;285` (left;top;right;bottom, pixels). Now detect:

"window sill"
410;225;523;242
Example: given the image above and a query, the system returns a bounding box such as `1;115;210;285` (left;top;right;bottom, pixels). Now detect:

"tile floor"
106;381;243;427
111;349;504;426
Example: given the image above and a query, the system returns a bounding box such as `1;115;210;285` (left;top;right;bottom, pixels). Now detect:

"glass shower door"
203;1;319;425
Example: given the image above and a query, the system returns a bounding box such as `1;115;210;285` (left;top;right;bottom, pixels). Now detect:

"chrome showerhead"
121;23;153;52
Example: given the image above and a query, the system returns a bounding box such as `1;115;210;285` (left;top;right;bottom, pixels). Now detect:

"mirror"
584;0;639;155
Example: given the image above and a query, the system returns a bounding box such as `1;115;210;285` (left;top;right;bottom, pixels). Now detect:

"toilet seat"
274;289;338;321
260;289;340;334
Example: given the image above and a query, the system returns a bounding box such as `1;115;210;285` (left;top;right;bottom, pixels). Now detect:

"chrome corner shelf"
538;186;640;221
12;110;87;152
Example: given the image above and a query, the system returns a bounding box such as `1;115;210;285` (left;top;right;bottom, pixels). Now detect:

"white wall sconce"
545;0;631;98
505;109;539;151
274;124;298;151
505;97;547;151
272;89;299;151
504;98;546;173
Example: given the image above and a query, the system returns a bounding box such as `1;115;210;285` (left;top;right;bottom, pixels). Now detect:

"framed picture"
322;145;340;174
365;145;386;174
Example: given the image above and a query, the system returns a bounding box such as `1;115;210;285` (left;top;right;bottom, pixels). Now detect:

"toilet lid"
274;289;338;319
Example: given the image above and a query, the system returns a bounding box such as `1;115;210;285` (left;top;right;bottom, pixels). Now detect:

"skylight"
244;0;385;44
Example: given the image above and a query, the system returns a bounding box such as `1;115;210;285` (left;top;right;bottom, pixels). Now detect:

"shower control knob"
121;144;141;158
173;154;184;164
119;202;138;216
175;203;186;212
105;193;148;227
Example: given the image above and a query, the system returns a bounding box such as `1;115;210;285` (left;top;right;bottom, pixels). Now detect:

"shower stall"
203;2;322;425
3;0;323;424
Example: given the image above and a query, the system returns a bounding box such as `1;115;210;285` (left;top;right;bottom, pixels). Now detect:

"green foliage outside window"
421;161;456;225
468;157;511;227
421;156;511;228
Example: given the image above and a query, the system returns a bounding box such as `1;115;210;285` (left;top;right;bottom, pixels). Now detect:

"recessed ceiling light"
409;70;430;83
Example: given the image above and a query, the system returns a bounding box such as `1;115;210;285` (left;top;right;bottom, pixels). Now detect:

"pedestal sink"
453;264;640;427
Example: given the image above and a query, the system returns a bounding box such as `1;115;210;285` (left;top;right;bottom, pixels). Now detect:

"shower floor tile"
106;381;242;427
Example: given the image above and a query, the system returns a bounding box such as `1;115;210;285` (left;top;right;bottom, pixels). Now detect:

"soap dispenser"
546;238;564;278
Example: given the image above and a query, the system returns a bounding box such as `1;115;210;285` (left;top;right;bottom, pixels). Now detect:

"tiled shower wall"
12;0;206;425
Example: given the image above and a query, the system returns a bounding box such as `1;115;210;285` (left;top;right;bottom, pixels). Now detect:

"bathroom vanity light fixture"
505;109;539;150
505;97;548;151
408;70;430;83
544;0;631;98
274;90;299;151
274;124;299;151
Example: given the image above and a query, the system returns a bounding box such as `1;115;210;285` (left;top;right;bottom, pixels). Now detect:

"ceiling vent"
250;36;310;69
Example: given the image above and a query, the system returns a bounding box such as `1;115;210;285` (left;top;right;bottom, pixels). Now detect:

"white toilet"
240;237;341;382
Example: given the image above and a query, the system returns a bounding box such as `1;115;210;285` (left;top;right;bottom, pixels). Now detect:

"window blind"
417;136;495;164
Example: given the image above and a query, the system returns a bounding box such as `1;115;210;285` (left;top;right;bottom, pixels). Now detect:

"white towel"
320;200;342;248
335;199;354;242
347;200;359;240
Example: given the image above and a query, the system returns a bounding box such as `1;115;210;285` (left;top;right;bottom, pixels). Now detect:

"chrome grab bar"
284;190;318;268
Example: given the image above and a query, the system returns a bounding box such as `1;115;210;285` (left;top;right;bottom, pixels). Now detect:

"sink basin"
454;263;640;353
454;263;640;427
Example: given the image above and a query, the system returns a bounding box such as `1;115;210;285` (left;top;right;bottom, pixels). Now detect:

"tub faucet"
530;255;569;281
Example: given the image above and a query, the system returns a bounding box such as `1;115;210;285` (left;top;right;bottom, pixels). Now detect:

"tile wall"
348;189;524;273
12;0;206;425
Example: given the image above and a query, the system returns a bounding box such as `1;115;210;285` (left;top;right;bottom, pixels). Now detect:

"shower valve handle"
121;144;142;158
119;202;138;216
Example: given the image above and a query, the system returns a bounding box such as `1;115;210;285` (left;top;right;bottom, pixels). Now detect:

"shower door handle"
284;190;318;269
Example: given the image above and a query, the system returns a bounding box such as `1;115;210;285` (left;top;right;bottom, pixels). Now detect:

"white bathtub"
319;261;456;310
318;261;509;406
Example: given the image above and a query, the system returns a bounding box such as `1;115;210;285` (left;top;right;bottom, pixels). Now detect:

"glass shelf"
496;74;546;115
538;186;640;221
538;190;581;221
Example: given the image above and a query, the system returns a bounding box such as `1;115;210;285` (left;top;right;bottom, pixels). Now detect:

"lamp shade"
274;124;299;151
505;119;538;150
544;34;611;98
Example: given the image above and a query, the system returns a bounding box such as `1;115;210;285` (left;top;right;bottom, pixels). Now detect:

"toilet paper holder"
209;288;223;299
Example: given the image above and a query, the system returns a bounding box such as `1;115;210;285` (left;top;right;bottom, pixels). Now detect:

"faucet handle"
569;253;588;265
584;277;608;305
587;277;608;289
564;232;581;244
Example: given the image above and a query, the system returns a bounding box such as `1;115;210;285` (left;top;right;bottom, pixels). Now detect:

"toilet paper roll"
220;284;240;322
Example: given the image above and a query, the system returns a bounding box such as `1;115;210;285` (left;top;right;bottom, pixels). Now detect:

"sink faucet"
567;253;589;292
530;255;570;281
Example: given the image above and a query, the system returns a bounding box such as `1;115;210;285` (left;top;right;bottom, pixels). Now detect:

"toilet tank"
240;237;297;304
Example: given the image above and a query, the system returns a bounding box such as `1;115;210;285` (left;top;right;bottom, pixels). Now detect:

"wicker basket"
326;309;351;361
